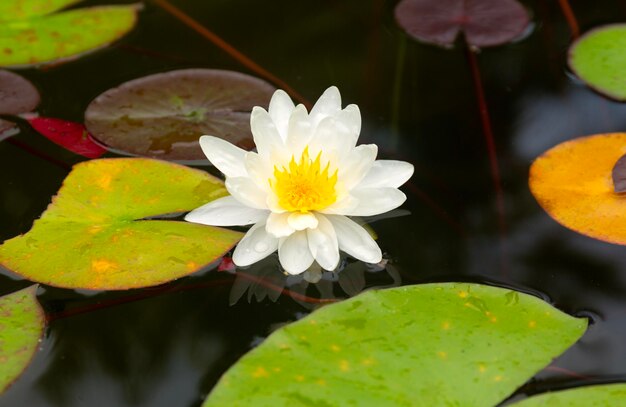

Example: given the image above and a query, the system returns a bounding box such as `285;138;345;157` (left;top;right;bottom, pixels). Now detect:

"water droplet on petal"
255;241;269;252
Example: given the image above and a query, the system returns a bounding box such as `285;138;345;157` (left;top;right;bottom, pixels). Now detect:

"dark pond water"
2;0;626;405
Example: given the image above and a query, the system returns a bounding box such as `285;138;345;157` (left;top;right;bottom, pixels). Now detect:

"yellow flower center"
270;147;338;212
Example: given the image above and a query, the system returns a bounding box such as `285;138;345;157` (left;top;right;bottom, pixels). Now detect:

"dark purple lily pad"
84;69;276;162
0;70;40;138
394;0;530;48
613;153;626;193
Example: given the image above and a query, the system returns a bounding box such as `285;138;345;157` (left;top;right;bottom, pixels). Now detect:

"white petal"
326;215;382;263
338;144;378;189
244;152;272;191
199;136;247;178
266;192;286;213
309;86;341;128
308;116;357;161
288;212;318;231
286;104;313;155
307;214;339;271
225;177;268;210
251;107;284;158
233;222;279;266
357;160;414;189
342;188;407;216
266;212;295;237
268;90;295;141
278;231;315;275
335;104;361;136
320;194;359;215
184;196;268;226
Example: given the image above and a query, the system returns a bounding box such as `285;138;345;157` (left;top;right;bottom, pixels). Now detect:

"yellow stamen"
270;147;337;212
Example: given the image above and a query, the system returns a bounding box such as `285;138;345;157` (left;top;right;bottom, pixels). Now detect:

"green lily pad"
204;283;587;406
511;383;626;406
0;0;79;20
0;158;242;290
569;24;626;101
0;5;138;68
0;286;45;394
84;69;275;162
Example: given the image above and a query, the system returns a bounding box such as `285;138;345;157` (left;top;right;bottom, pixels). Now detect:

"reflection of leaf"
529;133;626;246
394;0;530;48
204;283;587;406
0;70;40;138
0;158;242;290
84;69;276;162
511;383;626;406
569;25;626;101
0;5;138;68
0;286;45;394
25;117;106;159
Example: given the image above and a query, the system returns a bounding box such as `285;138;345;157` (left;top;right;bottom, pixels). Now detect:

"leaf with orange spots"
529;133;626;245
0;4;138;68
0;158;242;290
511;383;626;406
204;283;586;406
0;286;45;394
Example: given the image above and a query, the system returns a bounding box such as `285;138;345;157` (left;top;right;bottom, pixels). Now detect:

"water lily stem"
465;45;508;274
152;0;311;108
557;0;580;39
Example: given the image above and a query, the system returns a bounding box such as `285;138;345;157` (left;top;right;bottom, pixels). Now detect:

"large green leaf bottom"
569;24;626;101
511;383;626;406
0;286;44;394
0;158;242;290
0;1;138;68
204;283;587;406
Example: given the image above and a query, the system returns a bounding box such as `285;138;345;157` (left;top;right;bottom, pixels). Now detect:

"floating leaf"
204;283;587;406
0;5;138;68
394;0;530;48
0;158;242;290
569;25;626;101
0;70;40;138
0;0;79;20
511;383;626;406
0;286;45;394
612;153;626;193
529;133;626;245
26;116;106;159
84;69;276;162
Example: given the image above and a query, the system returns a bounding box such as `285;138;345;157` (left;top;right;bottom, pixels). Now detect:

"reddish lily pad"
0;70;40;138
0;158;243;290
26;116;106;159
0;286;45;394
394;0;530;48
84;69;276;162
0;5;139;68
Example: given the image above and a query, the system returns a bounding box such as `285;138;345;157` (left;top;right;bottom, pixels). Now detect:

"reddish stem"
545;365;593;380
405;181;467;237
6;137;72;171
465;45;508;273
152;0;311;108
557;0;580;39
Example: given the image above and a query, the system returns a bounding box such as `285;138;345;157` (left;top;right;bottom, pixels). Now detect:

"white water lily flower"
185;86;414;275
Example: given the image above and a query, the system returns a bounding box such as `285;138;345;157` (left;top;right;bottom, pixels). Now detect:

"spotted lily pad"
529;133;626;245
204;283;587;406
84;69;276;162
394;0;530;48
0;4;138;68
0;0;79;20
569;25;626;101
0;158;242;290
0;286;45;394
0;70;40;138
511;383;626;406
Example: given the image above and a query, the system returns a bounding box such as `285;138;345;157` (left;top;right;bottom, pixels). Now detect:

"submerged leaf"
0;158;242;290
569;25;626;101
0;70;40;138
511;383;626;406
529;133;626;245
0;5;138;68
394;0;530;48
84;69;276;162
0;286;45;394
26;117;106;159
204;283;587;406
